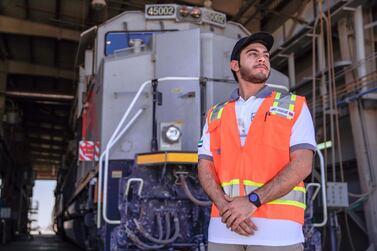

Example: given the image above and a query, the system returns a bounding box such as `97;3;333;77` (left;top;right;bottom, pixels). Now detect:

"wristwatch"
248;192;262;208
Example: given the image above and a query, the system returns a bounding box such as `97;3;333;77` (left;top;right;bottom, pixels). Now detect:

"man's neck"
239;81;266;100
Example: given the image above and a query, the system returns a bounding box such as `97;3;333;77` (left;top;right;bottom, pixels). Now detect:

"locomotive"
53;4;314;251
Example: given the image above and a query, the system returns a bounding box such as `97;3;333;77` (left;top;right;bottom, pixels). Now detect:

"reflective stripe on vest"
221;179;306;209
209;101;228;123
270;92;297;120
244;180;306;209
221;179;240;197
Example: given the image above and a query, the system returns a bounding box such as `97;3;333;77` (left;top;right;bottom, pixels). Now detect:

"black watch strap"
248;192;262;208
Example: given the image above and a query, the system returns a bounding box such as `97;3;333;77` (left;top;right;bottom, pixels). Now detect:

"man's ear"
230;60;239;72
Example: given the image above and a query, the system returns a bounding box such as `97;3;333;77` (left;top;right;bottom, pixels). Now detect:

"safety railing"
310;149;327;227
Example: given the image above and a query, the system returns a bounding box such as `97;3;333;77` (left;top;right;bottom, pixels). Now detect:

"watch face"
250;193;258;202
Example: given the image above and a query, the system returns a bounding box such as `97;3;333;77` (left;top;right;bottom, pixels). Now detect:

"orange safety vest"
207;91;306;224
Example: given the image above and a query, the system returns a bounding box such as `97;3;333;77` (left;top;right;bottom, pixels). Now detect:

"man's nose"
257;56;265;63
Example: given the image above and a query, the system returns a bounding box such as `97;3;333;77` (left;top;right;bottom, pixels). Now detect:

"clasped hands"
219;195;258;236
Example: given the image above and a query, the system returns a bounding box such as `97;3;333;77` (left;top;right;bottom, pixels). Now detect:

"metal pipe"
134;214;180;244
329;211;338;251
126;227;165;250
354;6;367;86
288;53;296;88
151;79;158;152
98;77;200;227
179;175;212;207
1;219;6;244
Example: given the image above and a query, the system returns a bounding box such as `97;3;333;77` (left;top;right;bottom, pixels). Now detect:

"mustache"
254;64;268;70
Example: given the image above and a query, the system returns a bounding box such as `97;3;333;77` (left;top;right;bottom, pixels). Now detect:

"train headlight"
160;122;183;151
190;7;201;18
163;125;181;143
179;6;190;17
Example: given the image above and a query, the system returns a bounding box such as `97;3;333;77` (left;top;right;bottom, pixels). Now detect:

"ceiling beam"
5;91;74;100
27;137;67;146
232;0;258;21
26;127;67;137
2;60;75;80
30;146;65;154
0;15;80;41
23;115;68;124
31;154;62;161
31;152;61;159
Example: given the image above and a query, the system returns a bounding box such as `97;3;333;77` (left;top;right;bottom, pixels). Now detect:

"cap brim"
241;32;274;52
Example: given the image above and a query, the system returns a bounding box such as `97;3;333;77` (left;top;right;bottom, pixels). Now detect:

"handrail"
313;149;328;227
97;108;145;227
97;77;200;227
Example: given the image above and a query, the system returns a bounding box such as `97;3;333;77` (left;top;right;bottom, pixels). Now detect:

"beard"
239;63;270;84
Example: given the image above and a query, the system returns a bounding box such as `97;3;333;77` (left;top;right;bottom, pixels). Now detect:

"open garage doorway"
31;180;56;235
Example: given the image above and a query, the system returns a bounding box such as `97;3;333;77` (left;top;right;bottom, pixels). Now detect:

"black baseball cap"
230;31;274;61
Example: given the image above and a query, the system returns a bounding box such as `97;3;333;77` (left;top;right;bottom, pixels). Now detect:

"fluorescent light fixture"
317;141;332;150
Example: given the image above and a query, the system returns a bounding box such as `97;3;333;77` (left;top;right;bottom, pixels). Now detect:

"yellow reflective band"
293;186;306;193
136;152;198;165
243;180;263;187
273;101;279;107
217;105;227;119
221;179;240;187
290;94;297;101
244;180;304;192
275;92;281;100
268;200;306;209
289;104;295;111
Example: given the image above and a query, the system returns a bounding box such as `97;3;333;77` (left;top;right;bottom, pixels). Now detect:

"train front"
56;4;252;251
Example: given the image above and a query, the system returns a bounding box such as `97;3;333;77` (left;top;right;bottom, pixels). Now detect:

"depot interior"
0;0;377;251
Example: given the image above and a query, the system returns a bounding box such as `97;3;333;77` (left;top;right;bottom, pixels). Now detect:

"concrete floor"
2;235;83;251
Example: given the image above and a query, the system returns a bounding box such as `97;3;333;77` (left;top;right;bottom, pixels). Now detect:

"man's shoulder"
277;91;305;103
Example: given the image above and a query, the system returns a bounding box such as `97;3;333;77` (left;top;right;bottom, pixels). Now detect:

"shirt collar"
229;85;273;101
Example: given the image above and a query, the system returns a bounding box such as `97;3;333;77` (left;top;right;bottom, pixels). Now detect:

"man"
197;31;316;251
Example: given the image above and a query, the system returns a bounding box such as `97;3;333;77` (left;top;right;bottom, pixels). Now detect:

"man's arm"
222;149;313;230
198;158;256;236
198;159;229;214
255;149;313;203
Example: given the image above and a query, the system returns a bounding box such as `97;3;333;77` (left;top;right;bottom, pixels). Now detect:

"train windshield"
105;32;154;56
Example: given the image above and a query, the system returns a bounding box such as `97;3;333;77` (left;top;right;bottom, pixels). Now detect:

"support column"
0;60;7;132
338;14;377;249
288;53;296;88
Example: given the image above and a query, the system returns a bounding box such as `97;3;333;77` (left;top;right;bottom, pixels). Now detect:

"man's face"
233;42;271;83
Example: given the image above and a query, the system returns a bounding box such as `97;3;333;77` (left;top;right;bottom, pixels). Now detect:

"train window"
105;32;154;56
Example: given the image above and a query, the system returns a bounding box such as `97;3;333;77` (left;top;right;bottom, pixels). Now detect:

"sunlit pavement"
2;234;83;251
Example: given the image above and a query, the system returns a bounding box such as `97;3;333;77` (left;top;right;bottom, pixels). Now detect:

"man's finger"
220;206;230;217
224;195;234;202
244;218;258;231
234;226;249;236
230;216;244;230
221;210;232;223
226;214;237;228
238;221;253;236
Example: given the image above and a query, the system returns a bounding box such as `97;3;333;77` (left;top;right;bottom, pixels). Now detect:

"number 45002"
147;6;175;16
